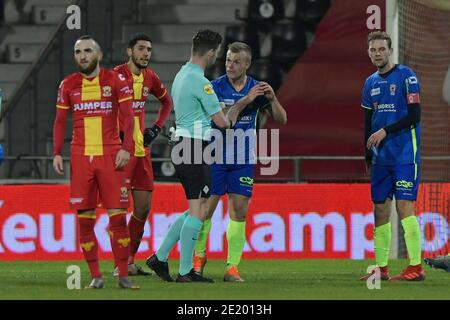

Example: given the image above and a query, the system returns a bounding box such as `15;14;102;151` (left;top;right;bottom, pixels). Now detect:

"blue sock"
156;210;188;262
179;215;203;276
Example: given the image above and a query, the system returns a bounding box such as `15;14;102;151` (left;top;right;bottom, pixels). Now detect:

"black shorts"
171;137;211;199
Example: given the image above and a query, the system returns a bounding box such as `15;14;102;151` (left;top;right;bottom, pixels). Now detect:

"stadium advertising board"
0;184;448;261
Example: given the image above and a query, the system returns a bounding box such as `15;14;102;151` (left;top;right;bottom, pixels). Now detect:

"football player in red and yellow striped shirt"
52;35;138;289
112;34;173;275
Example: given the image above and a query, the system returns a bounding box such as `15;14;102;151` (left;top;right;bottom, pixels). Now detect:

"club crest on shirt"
143;86;149;97
102;86;112;97
120;187;128;198
390;84;396;96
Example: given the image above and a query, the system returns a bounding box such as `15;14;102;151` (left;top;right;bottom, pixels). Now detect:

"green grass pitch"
0;259;448;300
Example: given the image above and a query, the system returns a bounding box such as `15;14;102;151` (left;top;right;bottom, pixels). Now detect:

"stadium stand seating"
0;0;71;101
248;58;282;91
0;0;72;179
271;21;307;72
0;0;330;180
295;0;331;29
246;0;285;23
262;0;374;182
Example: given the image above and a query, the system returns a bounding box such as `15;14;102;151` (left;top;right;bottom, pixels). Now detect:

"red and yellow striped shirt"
113;63;171;157
53;68;134;156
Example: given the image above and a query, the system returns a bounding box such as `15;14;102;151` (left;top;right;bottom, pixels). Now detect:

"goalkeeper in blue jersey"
193;42;287;282
360;31;424;282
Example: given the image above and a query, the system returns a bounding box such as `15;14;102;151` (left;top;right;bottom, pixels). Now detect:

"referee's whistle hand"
53;155;64;175
115;149;130;169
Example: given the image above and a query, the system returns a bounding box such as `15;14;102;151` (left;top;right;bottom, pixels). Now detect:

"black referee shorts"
171;137;211;199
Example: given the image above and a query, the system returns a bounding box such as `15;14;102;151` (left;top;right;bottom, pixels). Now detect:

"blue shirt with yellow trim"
211;74;270;164
361;64;421;165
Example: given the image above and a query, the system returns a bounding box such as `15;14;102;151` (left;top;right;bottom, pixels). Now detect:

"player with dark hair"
193;41;287;282
146;30;249;282
112;33;173;276
53;35;138;289
360;31;424;282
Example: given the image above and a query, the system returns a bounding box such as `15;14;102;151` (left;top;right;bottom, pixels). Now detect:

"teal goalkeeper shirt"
171;62;222;140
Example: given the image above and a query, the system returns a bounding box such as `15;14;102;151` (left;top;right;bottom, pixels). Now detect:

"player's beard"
373;57;388;71
77;57;99;75
131;55;148;69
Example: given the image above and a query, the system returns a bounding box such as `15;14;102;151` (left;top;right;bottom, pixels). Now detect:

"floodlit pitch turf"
0;259;448;300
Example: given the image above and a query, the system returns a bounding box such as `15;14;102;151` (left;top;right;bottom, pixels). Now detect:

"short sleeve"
198;79;221;116
361;78;372;110
113;72;133;103
149;70;168;100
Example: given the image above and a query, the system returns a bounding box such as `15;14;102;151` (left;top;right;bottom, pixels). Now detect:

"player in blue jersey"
193;42;287;282
360;31;424;282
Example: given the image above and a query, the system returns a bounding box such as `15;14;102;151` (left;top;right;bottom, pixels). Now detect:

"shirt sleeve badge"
203;84;215;95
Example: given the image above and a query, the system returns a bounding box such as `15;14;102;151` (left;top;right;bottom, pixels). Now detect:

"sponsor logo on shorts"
396;180;413;189
203;185;210;194
69;198;83;204
239;176;254;187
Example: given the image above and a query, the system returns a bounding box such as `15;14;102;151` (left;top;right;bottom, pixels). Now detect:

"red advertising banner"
0;184;448;261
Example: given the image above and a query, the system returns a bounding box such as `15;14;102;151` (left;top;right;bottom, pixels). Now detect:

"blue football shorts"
371;163;420;202
210;163;255;198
